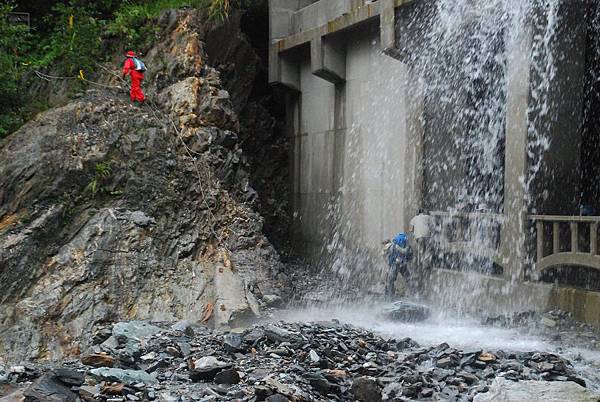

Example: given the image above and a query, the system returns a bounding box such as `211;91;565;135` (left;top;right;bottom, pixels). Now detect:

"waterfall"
316;0;580;315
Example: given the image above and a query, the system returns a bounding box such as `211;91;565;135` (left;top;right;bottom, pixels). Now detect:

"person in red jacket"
122;50;145;104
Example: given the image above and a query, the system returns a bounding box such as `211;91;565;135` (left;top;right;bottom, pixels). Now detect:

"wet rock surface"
1;320;596;401
380;301;431;323
0;8;293;362
484;310;600;352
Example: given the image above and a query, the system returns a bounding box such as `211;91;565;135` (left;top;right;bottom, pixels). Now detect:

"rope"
33;63;228;252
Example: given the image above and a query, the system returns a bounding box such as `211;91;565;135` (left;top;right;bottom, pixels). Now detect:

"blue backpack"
132;57;147;72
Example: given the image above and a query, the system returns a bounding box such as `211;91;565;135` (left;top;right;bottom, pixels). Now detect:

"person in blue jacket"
383;232;413;298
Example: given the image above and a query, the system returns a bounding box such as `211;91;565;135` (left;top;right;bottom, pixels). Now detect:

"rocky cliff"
0;8;290;362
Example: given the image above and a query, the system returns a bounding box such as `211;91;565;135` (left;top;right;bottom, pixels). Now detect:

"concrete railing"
430;211;504;260
530;215;600;272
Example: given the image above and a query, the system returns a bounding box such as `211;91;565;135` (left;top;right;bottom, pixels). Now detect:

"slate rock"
223;333;245;353
265;395;290;402
81;353;116;368
78;385;102;402
214;369;240;384
113;321;162;343
171;320;194;337
264;324;303;345
254;386;274;401
189;357;231;382
23;373;77;402
381;300;431;322
303;372;332;394
262;294;283;307
52;368;84;386
352;376;382;402
90;368;156;385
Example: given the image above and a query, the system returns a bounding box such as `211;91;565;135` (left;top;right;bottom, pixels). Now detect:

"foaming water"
277;305;548;352
275;305;600;390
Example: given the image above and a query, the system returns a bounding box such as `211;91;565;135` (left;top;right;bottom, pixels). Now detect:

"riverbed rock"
0;319;594;402
90;368;156;385
381;300;431;322
473;378;600;402
352;376;382;402
81;353;116;368
23;373;77;402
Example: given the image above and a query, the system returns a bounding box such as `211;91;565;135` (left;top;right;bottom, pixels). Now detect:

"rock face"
473;378;600;402
0;9;288;362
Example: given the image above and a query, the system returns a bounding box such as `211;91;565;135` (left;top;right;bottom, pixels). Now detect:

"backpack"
132;57;147;72
384;242;412;266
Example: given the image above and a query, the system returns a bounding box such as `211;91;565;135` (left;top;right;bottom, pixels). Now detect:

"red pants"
130;75;145;102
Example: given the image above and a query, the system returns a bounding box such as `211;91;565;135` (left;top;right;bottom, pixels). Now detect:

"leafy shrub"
0;3;32;137
35;2;103;75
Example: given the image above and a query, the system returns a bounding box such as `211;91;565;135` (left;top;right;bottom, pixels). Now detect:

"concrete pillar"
501;1;588;280
379;0;396;56
311;36;346;84
499;18;533;281
403;70;425;228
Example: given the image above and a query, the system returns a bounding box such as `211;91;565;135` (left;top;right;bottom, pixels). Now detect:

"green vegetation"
0;0;255;138
0;3;32;138
36;2;103;76
86;162;112;195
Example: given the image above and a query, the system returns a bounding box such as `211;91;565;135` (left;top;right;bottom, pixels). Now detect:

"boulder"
112;321;162;342
381;300;431;322
352;376;382;402
189;356;232;382
52;368;84;386
81;353;116;368
23;374;77;402
90;368;156;385
473;378;600;402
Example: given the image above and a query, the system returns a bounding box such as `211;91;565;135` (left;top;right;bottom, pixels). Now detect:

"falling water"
307;0;582;313
276;0;600;390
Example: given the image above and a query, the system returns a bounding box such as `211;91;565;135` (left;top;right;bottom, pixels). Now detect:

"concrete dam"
269;0;600;327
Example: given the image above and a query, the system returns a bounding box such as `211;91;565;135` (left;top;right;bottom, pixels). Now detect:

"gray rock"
90;368;157;385
214;369;240;384
381;300;431;322
78;385;101;401
264;324;303;345
352;376;382;402
23;373;77;402
190;356;232;382
265;395;289;402
262;294;283;307
171;320;194;336
473;378;600;402
129;211;156;227
113;321;162;342
541;316;558;328
303;372;332;394
52;368;84;386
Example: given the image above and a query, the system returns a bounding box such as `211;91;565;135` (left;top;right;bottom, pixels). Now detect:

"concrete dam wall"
268;0;600;327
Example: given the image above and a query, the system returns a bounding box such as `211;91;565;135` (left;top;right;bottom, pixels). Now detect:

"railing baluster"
536;221;544;262
591;223;598;256
553;222;560;255
570;222;578;253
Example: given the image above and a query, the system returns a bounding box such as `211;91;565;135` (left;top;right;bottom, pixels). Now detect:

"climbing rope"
33;64;229;253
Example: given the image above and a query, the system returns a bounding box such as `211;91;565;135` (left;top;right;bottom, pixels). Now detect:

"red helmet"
126;50;136;57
